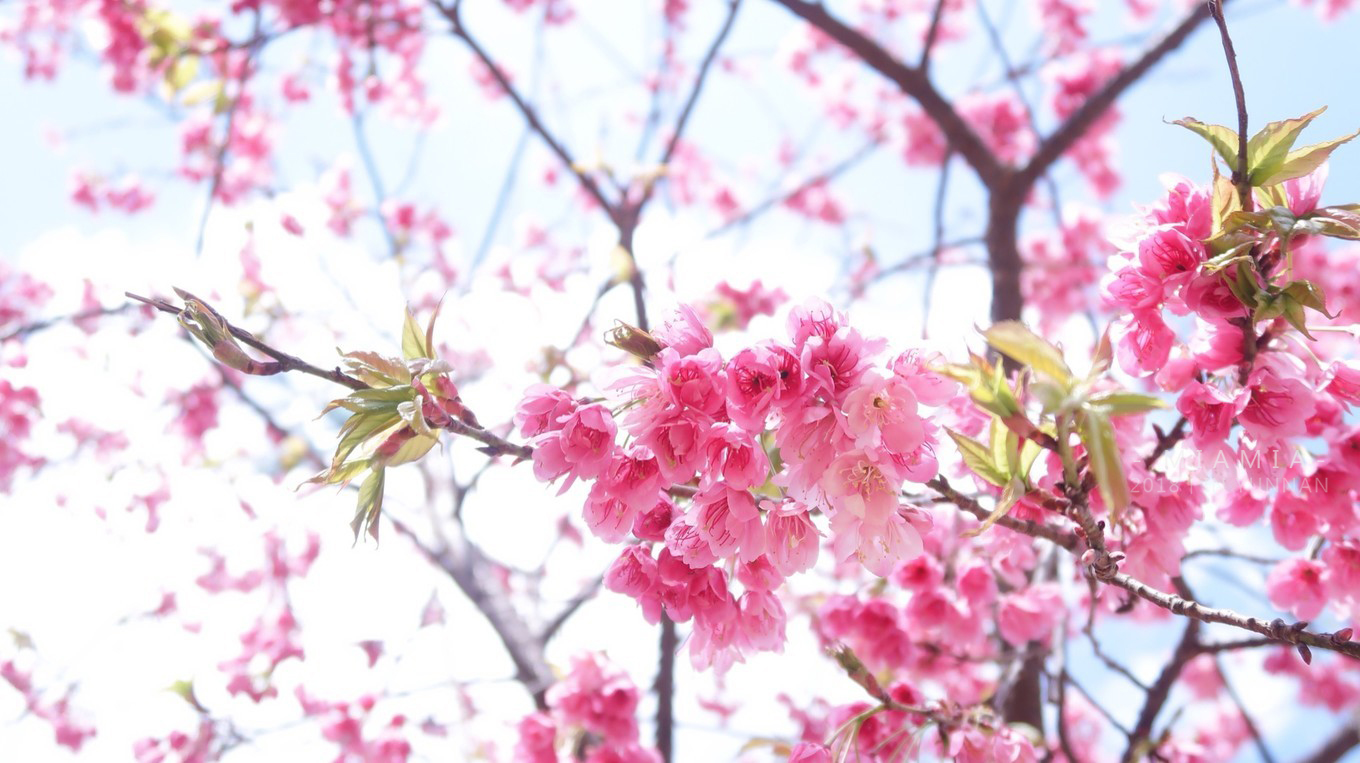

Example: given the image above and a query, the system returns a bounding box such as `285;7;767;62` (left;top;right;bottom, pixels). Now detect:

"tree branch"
126;291;368;391
435;1;622;227
637;0;742;211
765;0;1005;188
1017;2;1215;189
1209;0;1252;207
391;517;555;709
1297;725;1360;763
1124;618;1201;762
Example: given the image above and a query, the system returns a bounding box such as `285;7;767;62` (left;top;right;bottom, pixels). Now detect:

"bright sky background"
3;0;1360;760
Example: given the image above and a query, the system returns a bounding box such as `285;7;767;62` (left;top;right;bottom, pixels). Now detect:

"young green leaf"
1254;128;1360;188
1086;391;1167;417
990;415;1021;479
946;428;1009;488
1080;410;1130;520
1171;117;1241;172
352;468;386;543
1245;107;1327;184
401;307;431;361
983;321;1073;388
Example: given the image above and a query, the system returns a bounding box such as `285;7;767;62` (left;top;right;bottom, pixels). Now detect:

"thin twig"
436;0;622;226
1212;654;1277;763
0;304;133;343
125;291;368;390
766;0;1005;188
1208;0;1251;207
1016;2;1215;188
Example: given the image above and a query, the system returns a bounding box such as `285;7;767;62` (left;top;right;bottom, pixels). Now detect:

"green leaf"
1281;294;1316;340
983;321;1073;388
1017;438;1042;484
179;79;223;108
381;432;438;467
340;350;411;387
1201;239;1254;272
1282;280;1336;316
424;299;444;359
1087;391;1167;417
1171;117;1241;172
1297;206;1360;240
962;477;1025;537
1254;181;1289;211
1030;380;1068;416
990;415;1021;478
352;468;386;543
1254;128;1360;187
321;386;416;416
1246;107;1326;184
398;399;434;438
1210;160;1241;235
164;54;198;92
332;414;402;468
946;428;1008;488
167;679;207;713
307;458;370;489
1254;293;1285;323
939;354;1021;419
401;307;431;361
1225;263;1261;309
1079;410;1130;520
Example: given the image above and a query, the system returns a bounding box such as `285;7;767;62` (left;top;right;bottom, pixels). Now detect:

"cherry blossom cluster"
514;652;659;763
1099;168;1360;618
516;301;951;671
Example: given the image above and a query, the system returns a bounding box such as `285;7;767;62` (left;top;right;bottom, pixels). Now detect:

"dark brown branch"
1124;618;1201;762
766;0;1005;188
926;476;1078;550
1103;572;1360;660
391;516;554;709
656;614;678;763
927;477;1360;662
540;575;603;644
1209;0;1252;207
1213;654;1277;763
918;0;948;72
920;150;953;337
702;139;881;241
1017;2;1215;189
1144;416;1188;470
0;304;132;343
1195;637;1276;653
637;0;742;210
1297;725;1360;763
195;8;263;256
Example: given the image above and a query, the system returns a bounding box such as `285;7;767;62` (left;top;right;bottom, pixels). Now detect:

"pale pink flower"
1240;366;1314;440
515;384;578;437
822;450;901;522
765;504;820;576
997;584;1062;646
724;342;803;432
583;483;638;542
653;304;712;356
843;371;925;454
1266;558;1327;620
737;590;785;652
1176;381;1246;446
658;348;725;416
701;423;771;489
692;485;764;562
